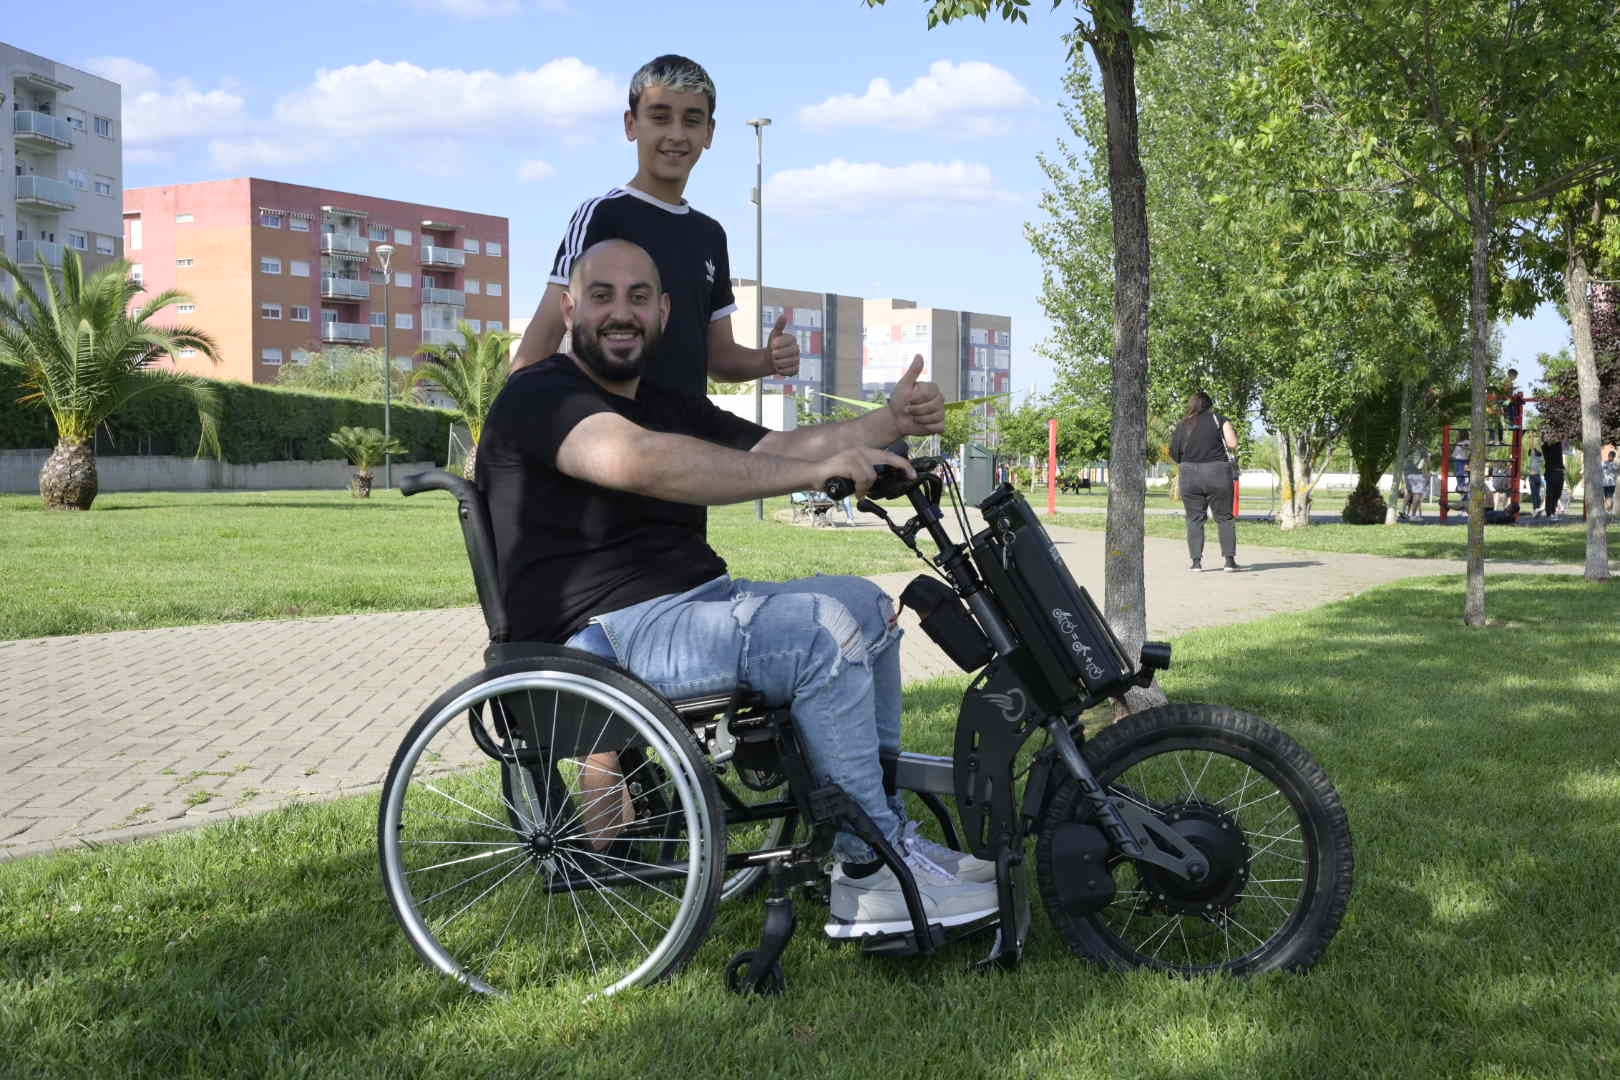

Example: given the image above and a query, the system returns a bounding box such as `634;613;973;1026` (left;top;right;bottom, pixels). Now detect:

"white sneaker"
825;841;999;939
900;821;998;883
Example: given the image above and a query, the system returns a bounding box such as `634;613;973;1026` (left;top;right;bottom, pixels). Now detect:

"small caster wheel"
725;950;786;995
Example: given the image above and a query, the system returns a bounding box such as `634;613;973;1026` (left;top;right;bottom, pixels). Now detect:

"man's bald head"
568;238;663;298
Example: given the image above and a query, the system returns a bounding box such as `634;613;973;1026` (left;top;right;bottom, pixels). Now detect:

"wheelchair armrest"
400;469;475;500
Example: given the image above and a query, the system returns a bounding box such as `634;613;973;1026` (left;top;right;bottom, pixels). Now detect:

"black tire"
379;654;726;997
1036;703;1353;975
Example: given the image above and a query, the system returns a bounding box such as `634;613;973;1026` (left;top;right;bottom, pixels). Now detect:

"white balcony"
320;232;370;257
321;276;371;301
420;245;465;268
320;321;372;344
420;328;459;346
13;111;74;149
16;240;66;267
421;286;465;306
15;175;76;212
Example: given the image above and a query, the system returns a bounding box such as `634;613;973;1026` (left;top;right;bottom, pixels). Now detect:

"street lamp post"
747;117;771;522
375;243;395;490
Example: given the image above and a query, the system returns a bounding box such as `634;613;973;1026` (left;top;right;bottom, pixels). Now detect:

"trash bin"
960;442;995;506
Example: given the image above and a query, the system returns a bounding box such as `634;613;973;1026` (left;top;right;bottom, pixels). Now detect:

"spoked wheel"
379;656;725;997
1037;703;1353;975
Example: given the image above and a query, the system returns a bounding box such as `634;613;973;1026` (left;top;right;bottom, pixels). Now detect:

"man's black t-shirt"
549;187;737;398
476;357;767;643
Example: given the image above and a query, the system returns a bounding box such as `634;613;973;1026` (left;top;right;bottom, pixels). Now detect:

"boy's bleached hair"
628;55;716;117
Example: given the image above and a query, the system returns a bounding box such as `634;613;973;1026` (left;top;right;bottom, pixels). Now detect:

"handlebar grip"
823;476;856;501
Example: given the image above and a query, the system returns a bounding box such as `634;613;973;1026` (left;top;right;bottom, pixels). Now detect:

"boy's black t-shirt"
550;186;737;398
476;357;767;643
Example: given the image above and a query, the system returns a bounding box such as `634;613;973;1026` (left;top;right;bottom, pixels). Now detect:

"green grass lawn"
2;574;1616;1078
0;491;923;641
1053;506;1618;564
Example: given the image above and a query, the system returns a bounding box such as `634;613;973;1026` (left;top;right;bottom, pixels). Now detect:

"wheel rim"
380;672;717;997
1092;744;1315;971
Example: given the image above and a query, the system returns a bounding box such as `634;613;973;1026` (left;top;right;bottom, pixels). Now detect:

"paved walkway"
0;517;1596;860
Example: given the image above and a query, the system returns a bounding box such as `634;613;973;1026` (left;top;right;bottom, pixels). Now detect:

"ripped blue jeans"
566;574;904;862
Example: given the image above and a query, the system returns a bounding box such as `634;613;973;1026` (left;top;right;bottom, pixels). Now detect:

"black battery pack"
971;486;1135;709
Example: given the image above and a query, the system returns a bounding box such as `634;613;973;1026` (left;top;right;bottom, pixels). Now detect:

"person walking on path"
1169;391;1241;572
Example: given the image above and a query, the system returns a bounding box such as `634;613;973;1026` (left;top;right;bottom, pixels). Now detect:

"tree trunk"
1089;9;1164;714
1564;243;1611;582
1463;176;1491;627
351;471;373;498
39;440;98;511
1276;429;1318;529
462;442;479;482
1386;379;1415;524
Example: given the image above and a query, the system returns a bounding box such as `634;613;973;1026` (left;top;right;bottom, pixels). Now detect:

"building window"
465;319;482;333
289;259;311;278
393;228;412;245
261;348;283;365
289;216;311;233
369;269;386;284
465;279;480;295
485;241;502;257
292;348;311;365
176;258;195;268
368;224;388;242
260;256;281;275
130;264;143;283
128;219;143;250
486;282;502;297
261;303;282;320
396;313;414;330
94;116;113;138
290;305;311;322
463;238;479;253
175;213;194;224
260;210;283;229
394;356;413;372
95;236;115;255
487;320;504;331
67;231;88;251
67;169;89;191
94;176;114;197
370;312;386;327
177;303;197;314
394;271;412;288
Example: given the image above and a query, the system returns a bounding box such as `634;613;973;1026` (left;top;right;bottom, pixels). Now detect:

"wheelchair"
379;458;1355;998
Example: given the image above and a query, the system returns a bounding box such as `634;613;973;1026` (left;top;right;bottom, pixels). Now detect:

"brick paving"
0;515;1596;860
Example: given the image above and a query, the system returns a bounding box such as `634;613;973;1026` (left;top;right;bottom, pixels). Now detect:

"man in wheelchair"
476;239;999;939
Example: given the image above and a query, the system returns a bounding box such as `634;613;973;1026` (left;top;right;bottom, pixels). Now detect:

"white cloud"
84;56;248;146
797;60;1037;135
517;159;556;182
207;137;325;172
412;0;521;16
765;159;1016;215
272;58;618;139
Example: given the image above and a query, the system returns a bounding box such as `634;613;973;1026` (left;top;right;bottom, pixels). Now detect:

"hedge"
0;374;453;465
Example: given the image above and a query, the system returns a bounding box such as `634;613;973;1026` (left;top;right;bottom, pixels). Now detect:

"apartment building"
731;282;1011;417
124;178;509;385
2;43;123;283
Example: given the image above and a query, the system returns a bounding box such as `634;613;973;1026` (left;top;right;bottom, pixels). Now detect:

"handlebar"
822;456;944;503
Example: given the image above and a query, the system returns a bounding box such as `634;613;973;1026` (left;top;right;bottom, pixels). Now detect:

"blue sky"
8;0;1572;398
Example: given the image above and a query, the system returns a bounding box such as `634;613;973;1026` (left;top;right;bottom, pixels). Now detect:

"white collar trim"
616;184;691;215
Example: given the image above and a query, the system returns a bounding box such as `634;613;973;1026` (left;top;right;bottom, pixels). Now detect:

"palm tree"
0;251;220;510
406;322;518;479
329;426;405;498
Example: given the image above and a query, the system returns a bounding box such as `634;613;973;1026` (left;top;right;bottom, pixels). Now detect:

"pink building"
124;178;510;385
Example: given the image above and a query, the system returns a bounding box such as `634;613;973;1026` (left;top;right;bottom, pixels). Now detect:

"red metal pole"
1047;418;1058;516
1233;476;1242;516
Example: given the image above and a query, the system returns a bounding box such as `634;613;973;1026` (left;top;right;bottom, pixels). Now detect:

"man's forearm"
567;423;821;505
752;407;900;463
707;339;771;381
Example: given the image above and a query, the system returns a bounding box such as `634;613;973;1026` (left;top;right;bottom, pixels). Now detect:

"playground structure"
1438;392;1580;524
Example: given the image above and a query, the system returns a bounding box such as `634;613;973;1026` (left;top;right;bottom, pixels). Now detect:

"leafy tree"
329;426;405;498
274;346;411;401
0;251;220;510
1281;0;1620;621
406;323;517;479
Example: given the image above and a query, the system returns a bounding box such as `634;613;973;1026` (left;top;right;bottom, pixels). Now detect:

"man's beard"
574;319;659;382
